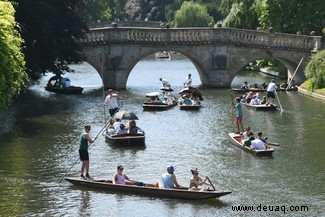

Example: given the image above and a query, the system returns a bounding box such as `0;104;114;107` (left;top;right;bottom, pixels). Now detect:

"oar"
266;142;280;146
205;176;216;191
57;120;111;183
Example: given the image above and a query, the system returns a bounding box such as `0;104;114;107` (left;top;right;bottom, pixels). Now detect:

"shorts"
109;107;119;117
236;116;243;124
267;91;275;98
79;149;89;161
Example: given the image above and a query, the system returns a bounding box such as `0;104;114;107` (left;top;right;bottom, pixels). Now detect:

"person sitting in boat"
261;83;267;89
243;136;255;147
280;80;288;89
113;165;138;185
117;124;128;135
242;127;253;140
150;96;161;103
127;120;144;134
182;95;193;105
253;83;258;89
260;96;267;105
188;168;210;191
113;118;122;132
245;91;254;104
250;138;267;150
156;165;182;189
240;81;250;89
257;132;267;143
47;74;62;88
250;93;260;105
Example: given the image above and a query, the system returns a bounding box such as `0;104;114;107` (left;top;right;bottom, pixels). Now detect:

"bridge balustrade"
81;27;320;51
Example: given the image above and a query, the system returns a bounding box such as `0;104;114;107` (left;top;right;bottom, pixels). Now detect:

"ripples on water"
0;57;324;216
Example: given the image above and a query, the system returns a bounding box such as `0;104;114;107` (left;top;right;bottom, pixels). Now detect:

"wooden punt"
142;101;177;111
244;103;277;111
45;86;83;94
105;132;145;146
65;177;232;200
231;87;297;93
228;133;274;156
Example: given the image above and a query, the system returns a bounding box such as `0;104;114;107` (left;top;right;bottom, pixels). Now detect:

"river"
0;56;324;216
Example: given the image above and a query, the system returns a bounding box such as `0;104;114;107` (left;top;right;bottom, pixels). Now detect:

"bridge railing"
81;27;321;51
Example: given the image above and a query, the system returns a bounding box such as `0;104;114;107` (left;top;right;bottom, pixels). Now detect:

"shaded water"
0;57;324;216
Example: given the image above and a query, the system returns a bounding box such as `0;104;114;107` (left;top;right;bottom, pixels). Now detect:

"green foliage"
305;50;325;90
11;0;88;80
174;2;214;27
0;1;28;110
80;1;112;23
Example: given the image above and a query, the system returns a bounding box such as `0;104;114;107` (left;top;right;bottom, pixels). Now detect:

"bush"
305;50;325;90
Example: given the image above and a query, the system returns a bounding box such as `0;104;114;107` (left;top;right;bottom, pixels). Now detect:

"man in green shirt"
79;125;95;179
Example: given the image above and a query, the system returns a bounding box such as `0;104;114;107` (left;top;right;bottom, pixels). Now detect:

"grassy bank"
300;80;325;95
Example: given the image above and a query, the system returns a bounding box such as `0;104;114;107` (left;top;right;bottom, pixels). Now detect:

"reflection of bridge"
80;26;321;89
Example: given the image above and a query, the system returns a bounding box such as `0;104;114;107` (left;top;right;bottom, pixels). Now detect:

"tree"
0;1;28;110
174;2;214;27
305;50;325;90
11;0;88;80
79;1;112;23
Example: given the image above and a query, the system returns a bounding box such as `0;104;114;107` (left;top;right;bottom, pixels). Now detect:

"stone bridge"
79;26;321;89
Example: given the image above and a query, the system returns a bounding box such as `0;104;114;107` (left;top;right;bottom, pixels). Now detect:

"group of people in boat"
107;118;144;135
47;74;71;89
110;164;212;191
241;127;271;151
240;77;296;90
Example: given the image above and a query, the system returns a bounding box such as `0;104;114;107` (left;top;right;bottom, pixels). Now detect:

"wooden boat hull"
228;133;274;156
105;133;145;146
65;177;232;200
245;103;277;111
179;104;201;110
231;87;297;93
45;86;83;94
142;102;177;111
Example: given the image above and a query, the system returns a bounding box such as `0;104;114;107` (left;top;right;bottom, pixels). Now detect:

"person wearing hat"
157;165;182;188
103;89;119;117
113;165;137;185
266;79;277;102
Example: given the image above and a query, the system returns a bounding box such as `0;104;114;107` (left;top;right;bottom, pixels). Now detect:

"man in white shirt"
183;74;192;87
266;79;277;102
103;89;119;117
250;139;267;150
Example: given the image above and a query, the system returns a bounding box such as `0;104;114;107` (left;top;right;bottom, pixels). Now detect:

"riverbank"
298;80;325;101
298;86;325;101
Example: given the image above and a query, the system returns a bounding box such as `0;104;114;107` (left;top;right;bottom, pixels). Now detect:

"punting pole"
286;57;303;91
100;51;107;123
274;89;283;112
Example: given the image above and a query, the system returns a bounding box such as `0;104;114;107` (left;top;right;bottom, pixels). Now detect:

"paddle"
205;176;216;191
57;120;111;183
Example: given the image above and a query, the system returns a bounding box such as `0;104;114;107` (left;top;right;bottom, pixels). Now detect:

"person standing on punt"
266;79;277;103
230;97;244;134
183;74;192;87
79;125;95;179
159;77;171;88
103;89;119;117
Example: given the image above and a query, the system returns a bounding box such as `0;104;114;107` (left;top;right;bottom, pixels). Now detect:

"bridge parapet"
81;27;321;51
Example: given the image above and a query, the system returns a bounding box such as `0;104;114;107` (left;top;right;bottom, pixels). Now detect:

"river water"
0;56;324;216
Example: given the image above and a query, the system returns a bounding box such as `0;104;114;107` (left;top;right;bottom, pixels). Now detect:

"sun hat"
167;165;175;171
